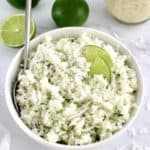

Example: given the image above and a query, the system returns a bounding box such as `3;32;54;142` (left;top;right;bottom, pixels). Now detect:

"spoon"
13;0;32;116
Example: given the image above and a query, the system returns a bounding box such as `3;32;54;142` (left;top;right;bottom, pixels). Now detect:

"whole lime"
7;0;40;9
52;0;89;27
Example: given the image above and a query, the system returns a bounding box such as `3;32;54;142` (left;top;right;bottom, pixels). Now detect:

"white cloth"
0;124;10;150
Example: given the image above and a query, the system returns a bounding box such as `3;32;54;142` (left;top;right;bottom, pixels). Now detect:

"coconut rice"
16;33;137;145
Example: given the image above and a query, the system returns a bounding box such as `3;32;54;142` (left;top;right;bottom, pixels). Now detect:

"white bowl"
5;27;143;150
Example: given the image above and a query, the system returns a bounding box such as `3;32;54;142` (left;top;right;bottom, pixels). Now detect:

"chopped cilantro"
103;115;107;121
115;110;124;117
92;127;102;134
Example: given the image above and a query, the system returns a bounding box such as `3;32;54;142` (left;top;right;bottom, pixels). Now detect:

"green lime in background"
0;14;36;47
7;0;40;9
52;0;89;27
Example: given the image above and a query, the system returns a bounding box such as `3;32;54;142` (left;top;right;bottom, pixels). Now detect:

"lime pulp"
83;45;112;82
83;45;112;68
90;56;111;82
0;14;36;47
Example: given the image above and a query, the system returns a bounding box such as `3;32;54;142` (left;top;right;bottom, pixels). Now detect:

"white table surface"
0;0;150;150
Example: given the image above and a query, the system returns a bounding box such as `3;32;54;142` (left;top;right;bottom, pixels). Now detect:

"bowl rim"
5;27;143;149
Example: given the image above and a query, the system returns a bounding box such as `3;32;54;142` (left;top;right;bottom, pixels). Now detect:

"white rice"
16;33;137;145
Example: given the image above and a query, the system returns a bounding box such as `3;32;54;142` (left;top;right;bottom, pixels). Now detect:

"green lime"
0;14;36;47
52;0;89;27
90;56;111;82
7;0;40;9
83;45;113;68
83;45;112;82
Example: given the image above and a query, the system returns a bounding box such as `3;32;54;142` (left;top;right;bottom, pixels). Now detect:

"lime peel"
52;0;89;27
7;0;40;9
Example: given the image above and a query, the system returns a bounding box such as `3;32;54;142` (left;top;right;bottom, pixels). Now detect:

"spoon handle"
24;0;32;71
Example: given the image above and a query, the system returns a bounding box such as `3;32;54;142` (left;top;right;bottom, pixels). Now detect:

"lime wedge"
0;14;36;47
90;56;111;82
83;45;112;82
83;45;112;68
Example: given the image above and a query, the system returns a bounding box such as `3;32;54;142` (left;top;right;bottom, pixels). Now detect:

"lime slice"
52;0;89;27
83;45;112;68
90;56;111;82
0;14;36;47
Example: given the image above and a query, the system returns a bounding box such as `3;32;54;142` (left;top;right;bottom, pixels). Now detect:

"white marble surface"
0;0;150;149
